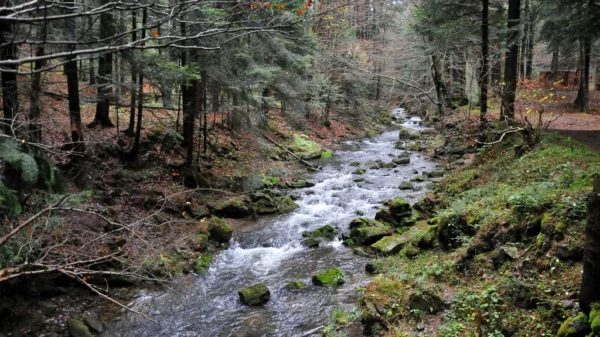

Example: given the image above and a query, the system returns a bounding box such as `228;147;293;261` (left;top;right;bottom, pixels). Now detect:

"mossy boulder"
66;318;94;337
302;225;338;239
312;268;345;286
557;313;591;337
349;217;385;229
437;213;473;250
286;179;315;189
412;195;437;219
399;181;414;190
188;234;210;252
353;247;371;257
375;197;413;226
408;286;444;314
184;201;209;219
239;283;271;305
284;281;304;290
351;226;394;245
392;157;410;165
209;197;251;218
353;168;366;175
416;225;438;249
302;238;320;248
400;244;420;258
208;217;232;243
300;151;323;160
389;197;411;216
277;196;299;213
371;223;428;255
193;255;212;274
399;128;421;140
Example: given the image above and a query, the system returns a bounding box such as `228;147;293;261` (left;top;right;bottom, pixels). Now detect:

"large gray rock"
350;226;394;245
399;128;421;140
371;223;428;255
208;218;233;243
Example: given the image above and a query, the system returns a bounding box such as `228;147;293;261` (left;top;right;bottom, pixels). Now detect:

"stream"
104;109;437;337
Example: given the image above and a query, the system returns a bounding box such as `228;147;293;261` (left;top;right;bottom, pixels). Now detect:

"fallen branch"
262;134;321;170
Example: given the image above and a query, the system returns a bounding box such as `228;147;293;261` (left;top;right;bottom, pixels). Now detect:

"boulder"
353;168;366;175
286;179;315;189
302;238;320;248
188;234;210;252
83;316;104;334
184;201;209;219
302;225;338;239
349;217;385;229
399;128;421;140
277;196;299;213
590;303;600;335
312;268;345;286
437;213;473;250
208;218;233;243
389;197;412;218
66;318;94;337
284;281;304;290
399;181;414;190
557;313;591;337
300;151;323;160
413;195;437;219
416;225;438;249
392;157;410;165
400;244;420;258
426;170;444;178
193;255;212;274
353;247;371;257
239;283;271;305
371;223;428;255
350;226;394;245
409;286;444;314
209;198;251;218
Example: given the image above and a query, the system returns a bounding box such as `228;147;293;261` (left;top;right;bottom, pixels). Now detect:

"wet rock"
400;244;420;258
193;255;212;274
413;195;437;219
38;301;58;315
239;283;271;305
353;168;366;175
208;218;233;243
209;198;251;218
286;179;315;189
302;238;320;248
426;170;444;178
302;225;338;239
67;318;94;337
416;225;438;249
300;151;322;160
189;234;210;251
350;226;394;245
277;196;299;213
557;313;590;337
353;247;371;257
83;316;104;334
393;157;410;165
349;217;385;229
437;213;473;250
184;201;209;219
410;176;425;182
399;128;421;140
371;223;428;255
312;268;345;286
399;181;414;190
555;244;584;261
350;162;361;167
284;281;304;290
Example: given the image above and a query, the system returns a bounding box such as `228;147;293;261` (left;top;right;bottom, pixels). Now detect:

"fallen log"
262;134;321;170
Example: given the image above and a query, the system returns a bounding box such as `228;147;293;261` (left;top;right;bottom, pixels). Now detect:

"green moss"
189;234;210;251
193;255;212;274
557;313;590;337
208;217;232;243
239;283;271;305
400;244;420;258
278;196;299;213
312;268;345;286
590;303;600;334
284;281;304;290
353;168;366;175
536;232;545;248
0;181;21;216
555;219;568;233
302;225;338;239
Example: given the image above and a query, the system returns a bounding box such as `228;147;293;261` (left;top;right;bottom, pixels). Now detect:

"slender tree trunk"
581;37;591;112
128;8;147;162
501;0;521;122
125;11;137;136
575;40;585;109
581;176;600;314
525;12;534;80
202;72;208;154
519;0;529;80
0;8;17;137
550;50;559;81
430;54;446;117
29;46;45;143
66;54;84;154
596;65;600;91
479;0;489;141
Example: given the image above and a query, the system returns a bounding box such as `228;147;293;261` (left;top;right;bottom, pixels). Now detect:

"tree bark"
550;50;559;81
0;5;18;137
29;46;45;143
90;0;116;127
501;0;521;123
125;11;137;136
128;8;147;162
581;176;600;314
479;0;489;142
66;54;84;154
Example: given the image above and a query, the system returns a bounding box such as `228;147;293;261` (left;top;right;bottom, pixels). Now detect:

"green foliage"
0;140;39;184
0;180;21;216
439;286;504;337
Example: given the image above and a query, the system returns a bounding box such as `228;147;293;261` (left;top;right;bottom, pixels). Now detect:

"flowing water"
104;109;437;337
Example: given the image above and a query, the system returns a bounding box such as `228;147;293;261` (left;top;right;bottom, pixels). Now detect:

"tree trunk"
430;54;446;117
519;0;529;80
525;12;534;80
580;176;600;314
581;37;591;112
596;65;600;91
0;7;18;137
128;8;147;162
202;72;208;154
66;54;85;154
479;0;489;142
125;11;137;136
575;40;585;110
29;46;45;143
501;0;521;122
90;0;116;127
550;50;559;81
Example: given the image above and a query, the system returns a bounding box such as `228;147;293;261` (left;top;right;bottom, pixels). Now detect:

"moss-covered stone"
302;238;320;248
349;217;385;229
417;225;438;249
66;318;94;337
312;268;345;286
188;234;210;252
277;196;299;213
399;181;414;190
208;217;232;243
393;157;410;165
209;197;251;218
193;255;212;274
400;244;420;258
353;247;371;257
239;283;271;305
353;168;366;175
350;226;394;245
557;313;590;337
286;179;315;188
408;286;444;313
302;225;338;239
370;223;427;255
437;213;472;250
284;281;304;290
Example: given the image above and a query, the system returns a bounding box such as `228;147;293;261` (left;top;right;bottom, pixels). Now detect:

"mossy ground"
327;133;600;337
